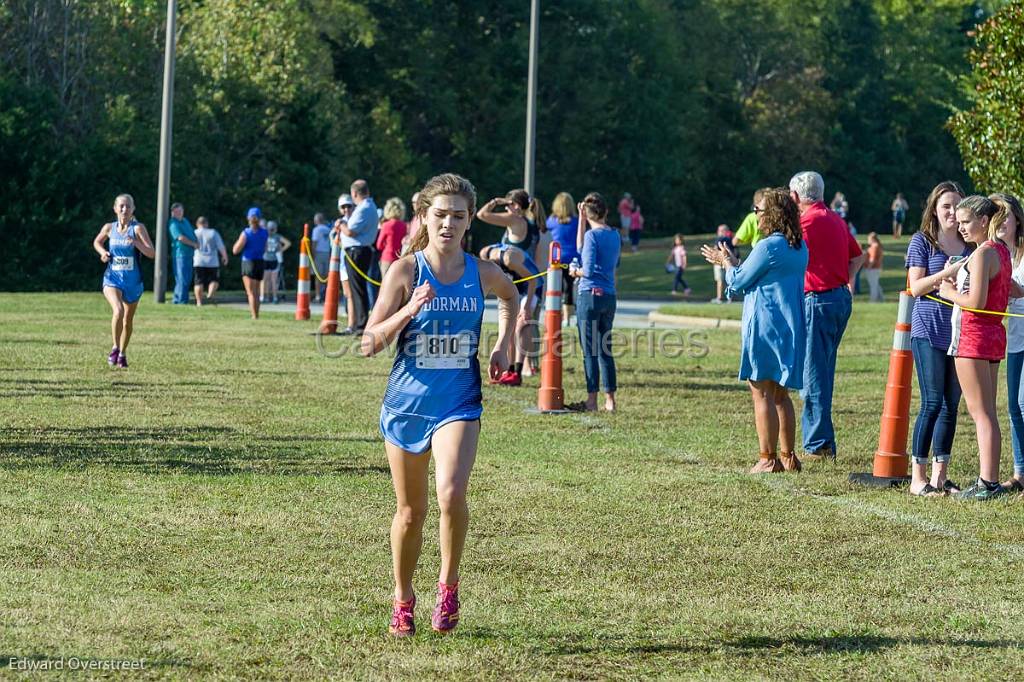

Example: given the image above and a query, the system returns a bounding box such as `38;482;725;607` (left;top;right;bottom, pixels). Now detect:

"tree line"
0;0;1010;290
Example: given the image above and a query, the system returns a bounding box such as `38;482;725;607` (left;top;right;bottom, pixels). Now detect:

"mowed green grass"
2;292;1024;680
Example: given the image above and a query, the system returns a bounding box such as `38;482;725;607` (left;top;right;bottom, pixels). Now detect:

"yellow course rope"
343;250;382;287
338;251;568;287
302;238;329;284
922;293;1024;318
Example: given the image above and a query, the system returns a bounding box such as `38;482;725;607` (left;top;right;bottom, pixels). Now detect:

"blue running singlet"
501;218;539;255
241;226;269;261
102;221;144;303
380;251;485;454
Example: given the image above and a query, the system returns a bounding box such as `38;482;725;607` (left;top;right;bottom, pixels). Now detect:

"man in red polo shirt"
789;171;866;462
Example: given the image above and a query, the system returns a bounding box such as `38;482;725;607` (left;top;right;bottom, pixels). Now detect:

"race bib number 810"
415;332;472;369
112;256;135;272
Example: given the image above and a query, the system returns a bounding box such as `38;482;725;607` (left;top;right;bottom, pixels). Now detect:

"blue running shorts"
380;407;482;454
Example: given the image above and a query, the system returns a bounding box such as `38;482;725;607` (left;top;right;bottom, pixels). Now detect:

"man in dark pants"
337;179;379;333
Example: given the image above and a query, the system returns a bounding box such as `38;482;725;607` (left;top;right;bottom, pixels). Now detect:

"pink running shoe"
107;347;120;366
431;582;460;633
495;370;522;387
388;595;416;637
116;353;128;369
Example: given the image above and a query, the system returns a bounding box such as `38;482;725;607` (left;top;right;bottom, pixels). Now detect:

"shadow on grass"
0;338;83;346
554;633;1024;656
0;378;229;400
0;426;385;476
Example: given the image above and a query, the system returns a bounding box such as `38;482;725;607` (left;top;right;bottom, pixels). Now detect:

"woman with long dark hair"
570;192;621;412
904;181;968;496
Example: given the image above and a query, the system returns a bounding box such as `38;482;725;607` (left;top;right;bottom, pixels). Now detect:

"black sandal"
911;483;942;497
942;480;961;494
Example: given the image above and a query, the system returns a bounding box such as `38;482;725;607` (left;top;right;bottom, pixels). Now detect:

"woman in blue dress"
702;188;808;474
362;173;519;637
92;193;155;369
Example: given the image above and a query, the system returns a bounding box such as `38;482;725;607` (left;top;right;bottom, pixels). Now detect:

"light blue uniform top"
381;251;484;454
102;220;144;304
725;232;808;389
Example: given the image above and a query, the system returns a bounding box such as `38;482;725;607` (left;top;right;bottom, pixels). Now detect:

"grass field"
3;281;1024;679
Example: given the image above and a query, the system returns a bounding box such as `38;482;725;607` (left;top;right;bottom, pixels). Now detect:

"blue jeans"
1007;351;1024;475
576;291;617;394
802;287;852;454
911;337;961;465
173;254;193;304
673;268;689;292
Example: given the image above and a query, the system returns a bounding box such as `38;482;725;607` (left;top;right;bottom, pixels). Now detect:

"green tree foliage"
0;0;993;290
950;0;1024;196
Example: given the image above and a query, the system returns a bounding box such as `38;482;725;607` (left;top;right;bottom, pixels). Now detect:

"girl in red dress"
940;195;1011;500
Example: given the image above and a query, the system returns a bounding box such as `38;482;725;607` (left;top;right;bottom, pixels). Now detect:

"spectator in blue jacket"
569;192;621;412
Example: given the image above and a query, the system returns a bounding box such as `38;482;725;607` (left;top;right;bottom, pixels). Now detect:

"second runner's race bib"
112;256;135;272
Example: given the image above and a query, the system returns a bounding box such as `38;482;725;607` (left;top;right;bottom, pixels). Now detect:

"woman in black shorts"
232;207;269;319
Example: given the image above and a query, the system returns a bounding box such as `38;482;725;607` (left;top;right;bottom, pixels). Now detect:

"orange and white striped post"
850;290;914;487
295;223;311;321
537;241;566;413
319;236;342;334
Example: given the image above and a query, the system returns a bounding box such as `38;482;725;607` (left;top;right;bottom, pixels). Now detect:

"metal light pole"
523;0;539;196
153;0;177;303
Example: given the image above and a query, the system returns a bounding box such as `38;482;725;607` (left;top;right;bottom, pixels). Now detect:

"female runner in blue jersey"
361;173;519;637
92;194;155;369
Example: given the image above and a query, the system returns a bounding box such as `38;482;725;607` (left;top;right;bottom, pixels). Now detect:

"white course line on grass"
763;477;1024;561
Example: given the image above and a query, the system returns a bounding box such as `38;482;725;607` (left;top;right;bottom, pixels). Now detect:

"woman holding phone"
904;181;969;496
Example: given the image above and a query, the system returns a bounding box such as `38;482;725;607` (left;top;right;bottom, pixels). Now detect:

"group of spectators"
166;203;290;313
163;179;410;327
703;171;1024;501
671;188;890;304
905;184;1024;500
700;171;865;473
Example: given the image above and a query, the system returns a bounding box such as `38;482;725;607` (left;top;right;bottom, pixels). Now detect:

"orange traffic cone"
538;241;568;413
295;223;311;321
850;291;914;487
319;237;342;335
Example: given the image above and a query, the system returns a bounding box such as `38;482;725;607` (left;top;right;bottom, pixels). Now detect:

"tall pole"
523;0;539;196
153;0;177;303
